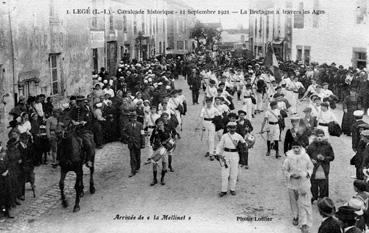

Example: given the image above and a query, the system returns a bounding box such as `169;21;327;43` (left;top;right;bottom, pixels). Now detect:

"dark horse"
57;128;96;212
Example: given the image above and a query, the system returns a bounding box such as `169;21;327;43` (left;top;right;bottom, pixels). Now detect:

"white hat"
118;68;122;72
148;78;152;82
144;80;148;84
158;82;163;86
62;103;69;109
346;197;364;216
103;80;108;84
226;121;237;127
354;110;364;117
166;85;171;90
97;77;102;81
96;103;103;108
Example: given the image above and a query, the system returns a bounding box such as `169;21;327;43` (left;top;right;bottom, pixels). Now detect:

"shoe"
15;200;21;205
218;192;227;197
266;152;270;156
230;191;236;196
128;173;135;178
276;154;281;159
205;152;209;157
210;155;214;161
252;114;255;118
150;180;157;186
292;217;299;226
169;167;174;172
244;165;249;169
19;196;25;201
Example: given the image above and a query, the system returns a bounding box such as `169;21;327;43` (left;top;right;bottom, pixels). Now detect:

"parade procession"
0;0;369;232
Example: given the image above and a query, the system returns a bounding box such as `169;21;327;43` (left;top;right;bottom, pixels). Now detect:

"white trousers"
288;189;313;228
204;120;216;155
290;92;298;113
175;110;181;126
256;92;263;111
221;152;239;192
242;99;253;121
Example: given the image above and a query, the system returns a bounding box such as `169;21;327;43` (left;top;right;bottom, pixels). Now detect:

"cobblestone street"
1;77;362;233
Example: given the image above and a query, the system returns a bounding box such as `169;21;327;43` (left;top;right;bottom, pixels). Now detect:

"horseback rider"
69;96;95;168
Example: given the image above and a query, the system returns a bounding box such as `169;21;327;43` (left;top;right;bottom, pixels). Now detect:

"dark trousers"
93;122;104;147
192;89;200;104
311;178;329;200
239;150;249;166
129;147;141;173
356;166;364;180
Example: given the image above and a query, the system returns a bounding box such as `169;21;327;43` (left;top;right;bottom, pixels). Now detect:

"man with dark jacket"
307;129;335;203
317;197;341;233
121;111;145;177
351;127;369;180
188;68;202;104
352;110;367;152
336;206;363;233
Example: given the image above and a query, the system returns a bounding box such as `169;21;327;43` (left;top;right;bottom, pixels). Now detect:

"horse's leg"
59;170;68;208
73;168;83;212
89;163;95;194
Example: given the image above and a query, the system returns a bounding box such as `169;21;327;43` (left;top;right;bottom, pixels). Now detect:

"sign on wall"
90;31;105;48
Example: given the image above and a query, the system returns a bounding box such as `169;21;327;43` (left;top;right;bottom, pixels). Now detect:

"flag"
264;42;281;83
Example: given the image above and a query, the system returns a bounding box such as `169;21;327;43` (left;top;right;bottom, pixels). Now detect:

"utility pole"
4;0;16;103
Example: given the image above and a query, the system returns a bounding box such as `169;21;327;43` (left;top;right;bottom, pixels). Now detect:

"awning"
18;69;40;82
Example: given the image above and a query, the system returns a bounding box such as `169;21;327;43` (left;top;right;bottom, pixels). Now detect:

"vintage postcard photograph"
0;0;368;232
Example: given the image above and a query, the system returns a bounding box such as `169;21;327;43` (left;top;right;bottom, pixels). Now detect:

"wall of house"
291;0;369;67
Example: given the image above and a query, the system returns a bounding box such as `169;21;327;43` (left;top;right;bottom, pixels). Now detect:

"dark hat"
314;128;325;136
322;82;329;86
209;79;216;84
70;95;77;101
320;102;329;108
218;82;225;86
275;86;282;90
205;97;213;103
214;96;224;101
353;180;368;192
270;101;278;107
238;110;247;115
228;112;238;119
76;96;86;102
217;88;223;93
7;120;19;129
273;93;284;98
246;84;252;89
160;112;169;117
290;141;301;147
335;206;358;223
155;117;164;125
318;197;336;217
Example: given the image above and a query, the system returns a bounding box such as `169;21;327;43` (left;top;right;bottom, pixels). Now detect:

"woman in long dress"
342;88;361;135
